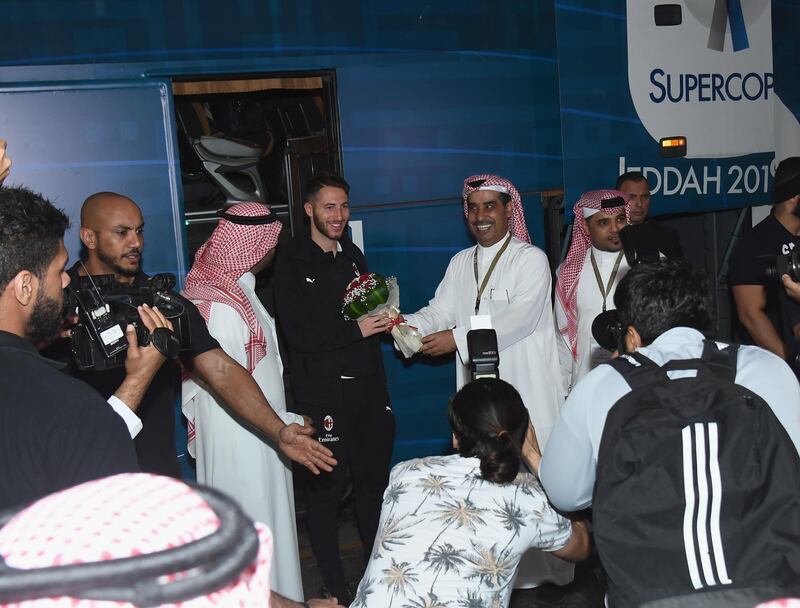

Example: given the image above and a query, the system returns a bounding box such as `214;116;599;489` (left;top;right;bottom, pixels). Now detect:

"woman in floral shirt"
352;379;589;608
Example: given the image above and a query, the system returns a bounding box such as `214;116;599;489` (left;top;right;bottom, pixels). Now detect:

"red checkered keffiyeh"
183;202;282;374
555;190;631;360
462;174;531;243
0;474;273;606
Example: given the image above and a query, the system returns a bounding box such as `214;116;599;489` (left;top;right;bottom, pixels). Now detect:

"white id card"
470;314;493;330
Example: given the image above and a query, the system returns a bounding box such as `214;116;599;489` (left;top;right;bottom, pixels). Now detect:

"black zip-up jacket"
274;231;385;408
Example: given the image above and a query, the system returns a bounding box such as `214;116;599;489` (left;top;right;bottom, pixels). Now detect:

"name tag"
470;314;493;330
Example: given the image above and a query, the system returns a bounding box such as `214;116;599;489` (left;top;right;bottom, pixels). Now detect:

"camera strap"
473;234;512;315
590;249;624;312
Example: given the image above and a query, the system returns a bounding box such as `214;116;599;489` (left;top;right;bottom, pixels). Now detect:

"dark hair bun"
448;378;529;485
479;431;521;484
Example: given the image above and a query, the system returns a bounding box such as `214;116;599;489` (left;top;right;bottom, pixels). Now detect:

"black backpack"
592;340;800;607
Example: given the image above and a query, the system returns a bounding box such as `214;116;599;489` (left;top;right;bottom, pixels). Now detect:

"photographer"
729;157;800;359
55;192;336;479
555;190;631;391
0;186;148;510
539;259;800;606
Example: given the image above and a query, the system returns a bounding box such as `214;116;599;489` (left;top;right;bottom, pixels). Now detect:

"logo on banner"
625;0;788;159
708;0;749;52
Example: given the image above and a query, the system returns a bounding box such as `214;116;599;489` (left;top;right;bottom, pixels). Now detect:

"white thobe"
182;272;304;601
555;247;631;393
405;235;564;446
404;234;572;590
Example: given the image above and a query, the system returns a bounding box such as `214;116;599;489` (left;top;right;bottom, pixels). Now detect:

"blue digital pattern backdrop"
1;1;798;466
0;1;563;464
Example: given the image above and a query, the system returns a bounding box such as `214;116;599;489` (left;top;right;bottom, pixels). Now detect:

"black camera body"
620;222;677;266
467;329;500;380
765;248;800;283
65;273;190;370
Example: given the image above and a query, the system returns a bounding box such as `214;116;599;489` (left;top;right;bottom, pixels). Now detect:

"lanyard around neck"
590;249;624;312
473;234;512;315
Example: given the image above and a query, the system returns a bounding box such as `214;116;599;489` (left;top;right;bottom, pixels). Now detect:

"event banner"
556;0;800;216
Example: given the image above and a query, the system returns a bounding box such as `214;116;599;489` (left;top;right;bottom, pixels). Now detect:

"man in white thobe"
402;174;571;588
555;190;631;393
181;203;304;601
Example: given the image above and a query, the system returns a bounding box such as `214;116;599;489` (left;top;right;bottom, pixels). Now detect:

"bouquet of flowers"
342;273;422;358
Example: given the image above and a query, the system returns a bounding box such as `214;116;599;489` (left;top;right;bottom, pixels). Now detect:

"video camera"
467;329;499;380
64;273;189;371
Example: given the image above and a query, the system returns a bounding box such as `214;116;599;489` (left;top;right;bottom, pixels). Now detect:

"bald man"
57;192;337;478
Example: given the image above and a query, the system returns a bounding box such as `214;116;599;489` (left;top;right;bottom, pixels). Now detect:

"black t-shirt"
0;331;138;511
729;213;800;344
50;267;220;477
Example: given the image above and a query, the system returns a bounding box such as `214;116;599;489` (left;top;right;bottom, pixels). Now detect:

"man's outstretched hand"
278;423;337;475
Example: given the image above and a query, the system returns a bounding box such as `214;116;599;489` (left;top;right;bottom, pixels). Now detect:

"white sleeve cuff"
279;410;305;426
107;395;143;438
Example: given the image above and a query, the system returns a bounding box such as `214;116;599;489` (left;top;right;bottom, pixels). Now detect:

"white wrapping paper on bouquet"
353;277;422;358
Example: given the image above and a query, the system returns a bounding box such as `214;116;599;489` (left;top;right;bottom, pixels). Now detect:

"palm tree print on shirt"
353;454;572;608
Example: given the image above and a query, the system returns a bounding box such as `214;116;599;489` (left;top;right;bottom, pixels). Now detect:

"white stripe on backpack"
681;423;733;590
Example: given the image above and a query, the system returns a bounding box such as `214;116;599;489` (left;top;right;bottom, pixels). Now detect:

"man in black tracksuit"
274;171;394;604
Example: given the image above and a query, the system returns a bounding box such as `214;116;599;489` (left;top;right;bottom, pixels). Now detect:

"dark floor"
295;493;606;607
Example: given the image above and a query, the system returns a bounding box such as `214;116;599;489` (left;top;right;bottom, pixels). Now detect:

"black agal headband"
216;208;281;225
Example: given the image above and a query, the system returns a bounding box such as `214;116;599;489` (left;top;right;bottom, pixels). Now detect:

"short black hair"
303;170;350;203
616;171;649;190
0;186;69;292
448;378;529;485
613;259;713;345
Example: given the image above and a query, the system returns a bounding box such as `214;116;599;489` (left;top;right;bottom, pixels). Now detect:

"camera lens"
788;249;800;282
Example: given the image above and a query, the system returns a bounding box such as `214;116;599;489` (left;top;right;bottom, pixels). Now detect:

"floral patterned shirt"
352;454;572;608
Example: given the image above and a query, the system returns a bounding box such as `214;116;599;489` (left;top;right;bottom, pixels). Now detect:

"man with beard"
730;157;800;359
56;192;336;480
555;190;631;392
403;175;564;448
181;203;306;600
399;174;572;590
0;186;153;510
274;171;394;605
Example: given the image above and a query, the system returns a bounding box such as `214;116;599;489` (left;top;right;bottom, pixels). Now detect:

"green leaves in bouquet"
342;273;390;320
344;298;369;320
365;275;389;309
